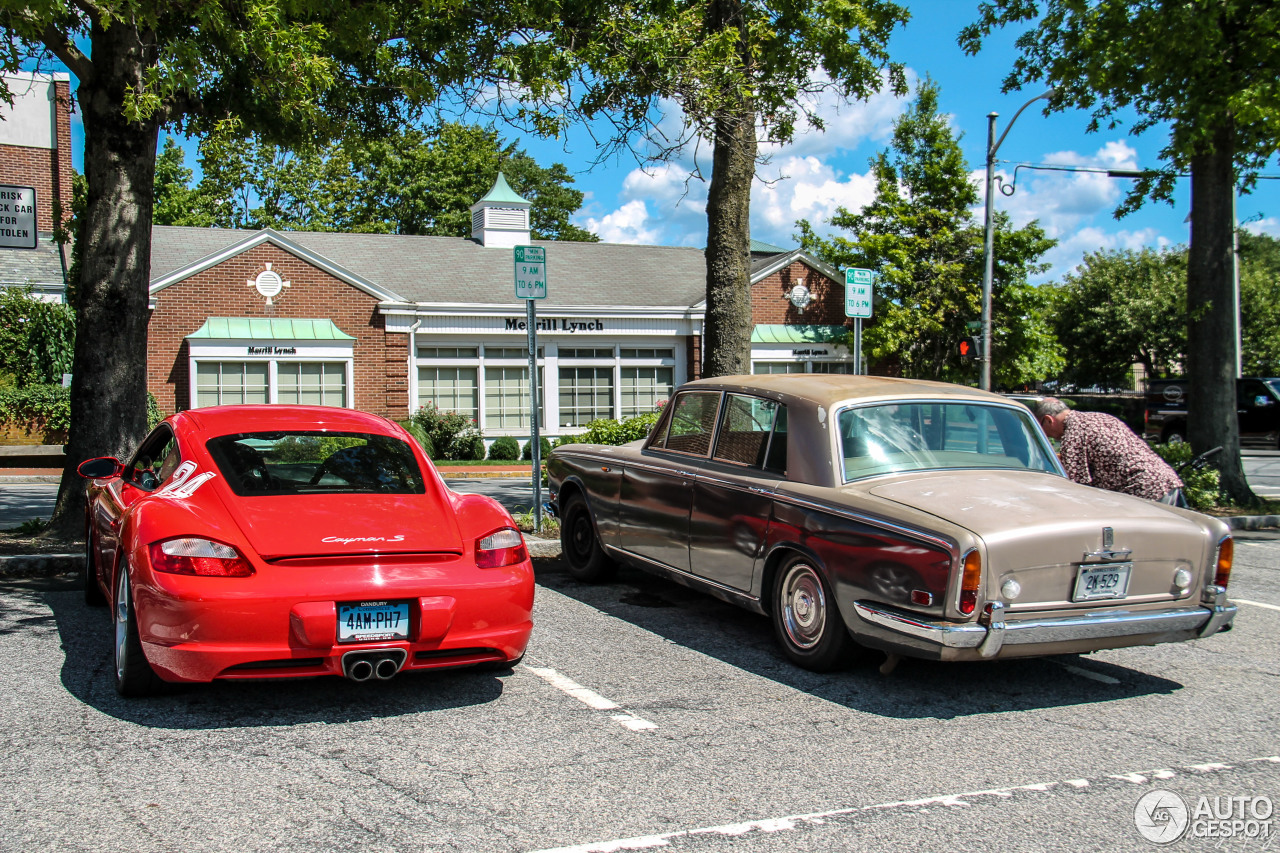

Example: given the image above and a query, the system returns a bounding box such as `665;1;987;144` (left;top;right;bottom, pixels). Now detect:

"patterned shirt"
1058;410;1183;501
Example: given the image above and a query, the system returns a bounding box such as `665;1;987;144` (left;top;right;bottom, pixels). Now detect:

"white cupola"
470;172;532;248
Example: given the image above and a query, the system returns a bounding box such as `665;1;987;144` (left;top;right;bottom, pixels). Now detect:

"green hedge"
0;384;71;432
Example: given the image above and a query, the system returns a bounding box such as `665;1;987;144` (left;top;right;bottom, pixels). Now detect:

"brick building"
0;71;74;302
148;175;857;441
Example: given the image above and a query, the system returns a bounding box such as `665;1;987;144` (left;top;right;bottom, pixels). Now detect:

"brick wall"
147;243;405;419
0;80;74;234
751;260;851;327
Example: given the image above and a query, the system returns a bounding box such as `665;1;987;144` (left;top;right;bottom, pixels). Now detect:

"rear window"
207;432;426;496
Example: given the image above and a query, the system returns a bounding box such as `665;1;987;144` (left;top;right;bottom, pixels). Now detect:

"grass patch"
433;459;535;467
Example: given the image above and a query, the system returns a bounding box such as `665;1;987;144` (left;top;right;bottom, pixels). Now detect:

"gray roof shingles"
151;226;710;309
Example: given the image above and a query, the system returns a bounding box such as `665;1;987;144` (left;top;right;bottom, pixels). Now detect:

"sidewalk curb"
1225;515;1280;531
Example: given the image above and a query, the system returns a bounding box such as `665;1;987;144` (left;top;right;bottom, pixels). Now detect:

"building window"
418;366;478;421
417;346;478;359
621;366;674;418
560;347;615;359
811;361;854;374
486;346;542;359
621;348;674;360
559;366;614;426
484;366;543;429
196;362;268;406
752;362;805;374
278;362;347;406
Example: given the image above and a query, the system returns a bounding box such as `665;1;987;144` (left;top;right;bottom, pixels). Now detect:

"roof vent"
470;172;531;248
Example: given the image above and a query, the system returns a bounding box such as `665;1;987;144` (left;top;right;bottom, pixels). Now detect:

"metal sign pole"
854;318;862;375
526;298;541;532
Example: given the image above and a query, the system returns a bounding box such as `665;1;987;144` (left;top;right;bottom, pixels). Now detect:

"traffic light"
959;336;983;361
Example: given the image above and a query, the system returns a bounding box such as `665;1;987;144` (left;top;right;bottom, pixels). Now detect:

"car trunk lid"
220;491;464;560
865;471;1212;611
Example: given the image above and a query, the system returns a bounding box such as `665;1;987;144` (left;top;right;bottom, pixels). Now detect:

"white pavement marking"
1056;662;1122;685
527;756;1280;853
1234;598;1280;612
522;665;657;732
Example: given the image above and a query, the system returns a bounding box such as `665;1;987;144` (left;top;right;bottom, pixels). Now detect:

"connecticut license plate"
338;600;410;642
1072;563;1132;602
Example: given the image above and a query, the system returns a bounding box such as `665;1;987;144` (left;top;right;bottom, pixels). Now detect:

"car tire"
1163;425;1186;444
771;556;858;672
83;517;106;607
113;562;167;697
559;493;616;583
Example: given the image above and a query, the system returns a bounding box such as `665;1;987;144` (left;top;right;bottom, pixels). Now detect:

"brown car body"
547;374;1236;670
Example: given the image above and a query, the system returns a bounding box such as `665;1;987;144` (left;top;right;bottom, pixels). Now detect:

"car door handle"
677;470;697;478
748;486;771;494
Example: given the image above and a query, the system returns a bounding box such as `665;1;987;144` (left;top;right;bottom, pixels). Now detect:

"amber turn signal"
959;550;982;615
1214;536;1233;588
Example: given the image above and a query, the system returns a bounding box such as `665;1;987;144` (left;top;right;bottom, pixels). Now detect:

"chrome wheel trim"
114;568;129;681
781;563;826;650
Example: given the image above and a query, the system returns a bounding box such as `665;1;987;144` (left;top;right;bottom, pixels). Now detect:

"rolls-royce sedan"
546;375;1236;671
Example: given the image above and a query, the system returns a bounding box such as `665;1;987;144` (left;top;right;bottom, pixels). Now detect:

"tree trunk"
1187;120;1255;504
700;0;755;378
45;21;160;538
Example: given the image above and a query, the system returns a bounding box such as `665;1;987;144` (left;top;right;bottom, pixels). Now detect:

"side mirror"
77;457;123;480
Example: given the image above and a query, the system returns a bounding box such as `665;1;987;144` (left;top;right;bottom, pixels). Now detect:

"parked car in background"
79;405;533;696
547;375;1236;671
1145;377;1280;448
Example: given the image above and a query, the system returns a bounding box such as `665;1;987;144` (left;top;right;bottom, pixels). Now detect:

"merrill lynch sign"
505;318;604;333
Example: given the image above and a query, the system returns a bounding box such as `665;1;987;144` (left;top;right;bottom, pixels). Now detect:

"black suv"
1145;377;1280;448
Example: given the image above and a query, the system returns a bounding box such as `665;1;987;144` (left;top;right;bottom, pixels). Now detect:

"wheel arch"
759;541;828;619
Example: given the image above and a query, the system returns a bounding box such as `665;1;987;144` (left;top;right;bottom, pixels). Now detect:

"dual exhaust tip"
342;649;407;682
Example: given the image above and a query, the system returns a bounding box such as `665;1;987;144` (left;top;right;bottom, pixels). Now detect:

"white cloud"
1244;216;1280;239
581;199;663;245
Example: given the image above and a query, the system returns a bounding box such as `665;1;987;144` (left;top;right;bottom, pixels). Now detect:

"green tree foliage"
153;138;213;228
1046;248;1187;389
960;1;1280;504
1240;231;1280;376
798;80;1058;386
154;124;597;241
0;288;75;387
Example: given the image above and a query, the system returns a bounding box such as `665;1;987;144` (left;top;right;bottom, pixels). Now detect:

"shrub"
0;384;71;433
573;412;662;446
488;435;521;461
410;403;482;461
522;436;553;460
397;419;435;458
1150;441;1225;510
0;287;75;387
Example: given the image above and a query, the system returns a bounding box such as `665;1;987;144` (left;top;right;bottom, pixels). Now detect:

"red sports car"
78;405;533;696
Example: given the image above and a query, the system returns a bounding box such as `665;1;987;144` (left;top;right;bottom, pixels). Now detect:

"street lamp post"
980;88;1056;391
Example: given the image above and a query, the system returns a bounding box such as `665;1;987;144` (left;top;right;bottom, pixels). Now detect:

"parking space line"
1056;662;1122;685
1234;598;1280;612
526;756;1280;853
522;665;657;732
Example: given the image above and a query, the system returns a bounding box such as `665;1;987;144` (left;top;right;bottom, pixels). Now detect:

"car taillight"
150;537;255;577
1214;536;1233;588
959;549;982;616
476;527;527;568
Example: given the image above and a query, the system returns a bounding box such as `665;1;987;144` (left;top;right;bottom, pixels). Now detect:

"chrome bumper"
852;585;1237;659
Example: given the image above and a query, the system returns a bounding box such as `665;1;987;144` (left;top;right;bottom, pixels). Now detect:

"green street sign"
514;246;547;299
844;268;873;319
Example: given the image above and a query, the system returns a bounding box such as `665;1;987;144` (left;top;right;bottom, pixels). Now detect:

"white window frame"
187;341;354;409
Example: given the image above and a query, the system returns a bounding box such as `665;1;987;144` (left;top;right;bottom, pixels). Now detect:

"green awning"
187;317;355;341
751;324;848;344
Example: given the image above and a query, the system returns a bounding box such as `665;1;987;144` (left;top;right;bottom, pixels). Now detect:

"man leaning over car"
1033;397;1187;507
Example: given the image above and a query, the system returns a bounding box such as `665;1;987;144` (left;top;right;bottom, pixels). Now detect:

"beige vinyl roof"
682;373;1011;409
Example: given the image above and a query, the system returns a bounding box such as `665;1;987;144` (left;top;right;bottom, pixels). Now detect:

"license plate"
1073;563;1132;602
338;601;410;643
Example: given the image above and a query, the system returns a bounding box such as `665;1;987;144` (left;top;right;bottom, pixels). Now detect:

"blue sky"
61;0;1278;284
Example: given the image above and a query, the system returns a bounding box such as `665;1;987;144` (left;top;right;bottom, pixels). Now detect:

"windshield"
207;432;426;496
838;402;1060;482
1266;379;1280;400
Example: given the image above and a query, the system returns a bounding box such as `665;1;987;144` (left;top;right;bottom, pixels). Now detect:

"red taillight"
1214;536;1233;588
476;527;527;568
959;550;982;615
149;537;254;577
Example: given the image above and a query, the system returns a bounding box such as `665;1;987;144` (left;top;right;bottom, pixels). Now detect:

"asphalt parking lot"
2;536;1278;852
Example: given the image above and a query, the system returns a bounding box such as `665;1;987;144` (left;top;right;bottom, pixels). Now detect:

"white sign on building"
0;185;37;249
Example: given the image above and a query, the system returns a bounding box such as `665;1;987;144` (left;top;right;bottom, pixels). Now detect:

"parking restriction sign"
845;268;873;318
514;246;547;299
